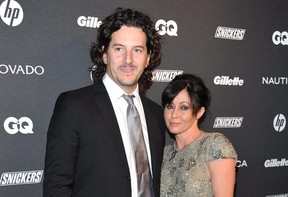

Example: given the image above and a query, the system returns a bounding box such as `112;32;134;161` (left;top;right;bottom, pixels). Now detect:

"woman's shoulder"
201;131;237;161
164;144;174;152
203;131;225;137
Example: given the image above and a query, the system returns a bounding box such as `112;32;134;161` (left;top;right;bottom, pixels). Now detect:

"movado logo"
155;19;178;36
272;31;288;45
0;64;45;75
3;117;34;134
273;114;286;132
0;0;24;27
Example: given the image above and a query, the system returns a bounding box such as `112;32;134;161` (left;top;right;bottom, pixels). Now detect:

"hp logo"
273;114;286;132
0;0;24;27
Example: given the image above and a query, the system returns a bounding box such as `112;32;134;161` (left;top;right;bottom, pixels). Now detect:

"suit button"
126;176;130;181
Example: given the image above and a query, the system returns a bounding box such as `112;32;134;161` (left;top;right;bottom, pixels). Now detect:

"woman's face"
164;89;199;135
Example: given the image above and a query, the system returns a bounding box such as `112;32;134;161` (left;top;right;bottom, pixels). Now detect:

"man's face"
103;25;150;94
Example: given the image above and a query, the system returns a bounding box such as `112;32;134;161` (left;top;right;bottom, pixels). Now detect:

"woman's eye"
165;104;174;109
180;106;189;110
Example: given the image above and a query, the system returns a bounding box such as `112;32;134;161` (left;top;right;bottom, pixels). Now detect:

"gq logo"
3;117;33;134
0;0;23;27
155;19;178;36
273;114;286;132
272;31;288;45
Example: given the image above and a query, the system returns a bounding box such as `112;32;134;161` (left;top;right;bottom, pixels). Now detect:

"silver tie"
123;94;152;197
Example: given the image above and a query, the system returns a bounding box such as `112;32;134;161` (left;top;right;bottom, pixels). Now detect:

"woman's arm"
208;158;236;197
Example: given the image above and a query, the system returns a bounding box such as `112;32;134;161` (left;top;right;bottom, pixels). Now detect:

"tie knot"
123;94;135;105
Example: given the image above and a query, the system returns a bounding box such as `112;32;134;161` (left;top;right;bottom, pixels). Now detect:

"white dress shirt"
103;73;152;197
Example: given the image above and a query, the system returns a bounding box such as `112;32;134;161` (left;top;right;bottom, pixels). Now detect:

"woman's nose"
171;109;178;118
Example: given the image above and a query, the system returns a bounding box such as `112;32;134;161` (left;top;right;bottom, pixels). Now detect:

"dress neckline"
174;131;206;152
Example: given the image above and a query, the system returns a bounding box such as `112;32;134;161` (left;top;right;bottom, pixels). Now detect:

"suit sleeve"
43;93;80;197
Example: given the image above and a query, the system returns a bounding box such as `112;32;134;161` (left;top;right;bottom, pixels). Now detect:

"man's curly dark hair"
90;7;162;94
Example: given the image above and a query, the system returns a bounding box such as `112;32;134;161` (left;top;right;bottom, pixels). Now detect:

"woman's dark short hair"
161;73;211;124
90;7;161;94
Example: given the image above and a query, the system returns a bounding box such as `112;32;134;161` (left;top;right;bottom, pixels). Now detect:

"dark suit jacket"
43;82;166;197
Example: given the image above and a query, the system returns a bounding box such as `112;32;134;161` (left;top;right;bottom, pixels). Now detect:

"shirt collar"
102;73;140;102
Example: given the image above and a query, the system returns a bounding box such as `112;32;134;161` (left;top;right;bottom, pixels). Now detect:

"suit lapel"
140;95;158;174
92;82;129;172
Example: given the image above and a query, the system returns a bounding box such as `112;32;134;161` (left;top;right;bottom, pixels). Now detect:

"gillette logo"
77;16;102;28
214;76;244;86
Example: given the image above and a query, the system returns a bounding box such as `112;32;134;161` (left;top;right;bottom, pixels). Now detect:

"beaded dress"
160;132;237;197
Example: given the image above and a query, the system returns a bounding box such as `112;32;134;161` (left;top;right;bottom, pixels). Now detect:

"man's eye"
134;48;142;53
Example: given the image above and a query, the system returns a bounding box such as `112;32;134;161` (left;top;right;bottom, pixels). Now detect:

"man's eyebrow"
111;43;124;47
111;43;146;49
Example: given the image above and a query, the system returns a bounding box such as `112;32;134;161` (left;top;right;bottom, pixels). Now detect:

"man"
43;8;166;197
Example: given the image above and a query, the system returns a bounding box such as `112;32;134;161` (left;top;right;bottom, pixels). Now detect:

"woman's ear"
197;107;205;119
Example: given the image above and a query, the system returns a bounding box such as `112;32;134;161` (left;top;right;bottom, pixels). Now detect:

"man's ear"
145;53;150;68
102;46;107;64
102;53;107;64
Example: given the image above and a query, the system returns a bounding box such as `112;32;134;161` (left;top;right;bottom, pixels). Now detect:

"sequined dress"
160;132;237;197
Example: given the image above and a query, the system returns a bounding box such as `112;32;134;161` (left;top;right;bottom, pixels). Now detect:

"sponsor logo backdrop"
0;0;287;196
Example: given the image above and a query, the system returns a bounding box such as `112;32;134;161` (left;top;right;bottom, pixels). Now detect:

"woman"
160;73;237;197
